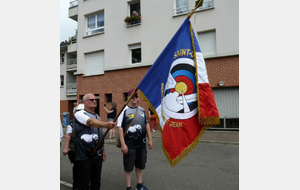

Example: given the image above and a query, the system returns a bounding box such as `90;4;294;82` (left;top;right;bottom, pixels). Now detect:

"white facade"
69;0;238;75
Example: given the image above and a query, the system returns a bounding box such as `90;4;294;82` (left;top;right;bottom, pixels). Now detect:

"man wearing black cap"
117;89;153;190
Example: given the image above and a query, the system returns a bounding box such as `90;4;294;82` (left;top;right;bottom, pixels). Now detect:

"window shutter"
85;51;104;76
197;31;216;56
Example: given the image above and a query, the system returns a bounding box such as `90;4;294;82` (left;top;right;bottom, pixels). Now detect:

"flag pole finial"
187;0;204;19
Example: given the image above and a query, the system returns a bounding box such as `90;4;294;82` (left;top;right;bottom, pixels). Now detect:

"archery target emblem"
162;58;198;120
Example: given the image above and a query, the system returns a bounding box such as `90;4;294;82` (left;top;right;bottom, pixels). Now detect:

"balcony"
69;0;78;21
66;83;77;95
124;11;141;27
126;20;141;27
67;58;77;70
68;40;77;53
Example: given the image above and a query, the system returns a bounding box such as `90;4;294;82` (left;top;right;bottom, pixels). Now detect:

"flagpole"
187;0;203;19
91;87;138;156
187;1;203;123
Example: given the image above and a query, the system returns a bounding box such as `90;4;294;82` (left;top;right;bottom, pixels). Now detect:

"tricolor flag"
138;18;219;167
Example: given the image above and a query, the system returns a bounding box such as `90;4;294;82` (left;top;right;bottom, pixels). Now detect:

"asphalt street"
60;136;239;190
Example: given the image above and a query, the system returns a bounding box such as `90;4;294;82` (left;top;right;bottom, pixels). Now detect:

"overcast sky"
60;0;77;42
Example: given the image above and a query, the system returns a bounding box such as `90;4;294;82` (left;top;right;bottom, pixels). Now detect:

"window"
197;30;216;56
60;75;64;87
105;94;112;103
211;118;239;129
226;118;239;129
86;12;104;36
61;53;64;63
212;118;224;129
85;51;104;76
124;93;128;102
174;0;189;15
130;1;140;15
126;1;141;26
196;0;214;11
129;44;141;64
94;94;100;115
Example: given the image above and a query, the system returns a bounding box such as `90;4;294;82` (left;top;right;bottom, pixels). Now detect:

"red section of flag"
162;115;203;160
198;83;219;119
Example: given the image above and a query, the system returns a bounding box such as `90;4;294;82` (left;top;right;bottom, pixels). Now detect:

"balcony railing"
69;38;77;44
67;58;77;69
69;0;78;8
197;0;214;10
173;0;214;15
60;41;69;46
66;83;77;95
173;5;190;15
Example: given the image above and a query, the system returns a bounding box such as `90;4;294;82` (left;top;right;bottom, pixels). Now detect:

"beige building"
60;0;239;129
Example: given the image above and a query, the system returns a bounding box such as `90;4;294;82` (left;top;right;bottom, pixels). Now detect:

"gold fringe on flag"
139;91;162;133
200;117;220;125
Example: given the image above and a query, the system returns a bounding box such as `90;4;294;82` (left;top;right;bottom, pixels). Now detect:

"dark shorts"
123;147;147;172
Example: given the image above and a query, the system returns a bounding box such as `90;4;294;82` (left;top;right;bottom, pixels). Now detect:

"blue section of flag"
138;18;200;109
172;70;195;81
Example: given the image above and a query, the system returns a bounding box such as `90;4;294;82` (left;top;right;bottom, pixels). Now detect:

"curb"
199;140;239;145
60;180;72;189
104;137;239;145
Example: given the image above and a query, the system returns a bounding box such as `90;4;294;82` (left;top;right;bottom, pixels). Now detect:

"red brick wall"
206;55;239;88
74;55;239;123
76;67;150;121
60;100;68;121
60;100;76;121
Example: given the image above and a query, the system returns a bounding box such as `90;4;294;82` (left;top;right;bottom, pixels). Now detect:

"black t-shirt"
117;106;149;149
107;107;117;119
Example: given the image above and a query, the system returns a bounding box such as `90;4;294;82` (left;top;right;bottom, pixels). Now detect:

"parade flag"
137;18;219;167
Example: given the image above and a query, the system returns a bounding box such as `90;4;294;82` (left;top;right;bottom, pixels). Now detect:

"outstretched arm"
87;118;115;129
75;111;115;129
104;107;114;114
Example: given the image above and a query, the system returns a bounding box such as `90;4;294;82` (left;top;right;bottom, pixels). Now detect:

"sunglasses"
131;94;139;98
87;99;98;102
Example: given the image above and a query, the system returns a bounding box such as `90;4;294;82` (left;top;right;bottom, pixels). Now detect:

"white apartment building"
60;0;239;130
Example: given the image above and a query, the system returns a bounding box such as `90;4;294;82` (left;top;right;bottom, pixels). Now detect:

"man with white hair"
73;93;115;190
